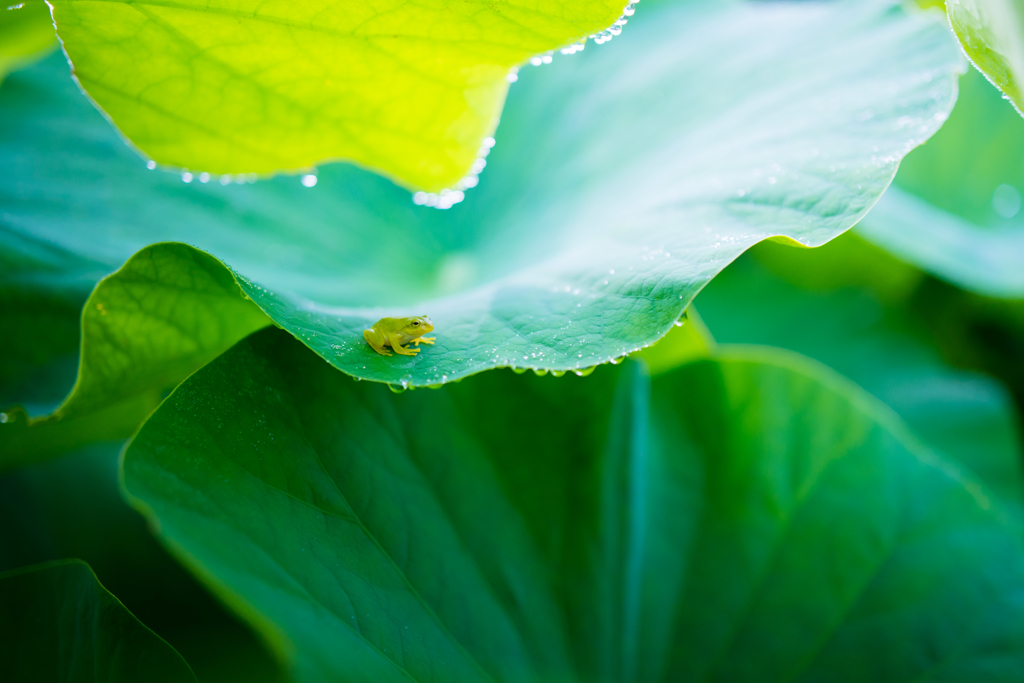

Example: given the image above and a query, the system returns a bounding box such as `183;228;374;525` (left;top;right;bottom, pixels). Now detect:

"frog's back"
364;318;389;346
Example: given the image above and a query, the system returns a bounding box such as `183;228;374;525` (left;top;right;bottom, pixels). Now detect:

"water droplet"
533;369;548;376
146;160;157;170
301;174;318;188
181;172;193;183
993;184;1021;218
551;370;566;378
575;366;596;377
512;367;528;375
388;384;407;394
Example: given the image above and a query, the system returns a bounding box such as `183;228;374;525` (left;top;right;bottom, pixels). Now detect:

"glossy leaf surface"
947;0;1024;115
1;0;962;457
0;560;196;682
123;327;1024;682
48;0;624;191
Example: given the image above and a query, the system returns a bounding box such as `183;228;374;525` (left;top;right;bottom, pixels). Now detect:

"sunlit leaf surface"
947;0;1024;115
123;327;1024;682
0;0;962;460
48;0;625;191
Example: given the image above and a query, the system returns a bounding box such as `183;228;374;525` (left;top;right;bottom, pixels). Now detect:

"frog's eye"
412;321;420;327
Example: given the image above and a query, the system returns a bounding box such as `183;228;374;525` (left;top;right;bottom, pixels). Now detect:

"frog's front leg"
388;333;420;356
363;328;392;356
410;337;435;346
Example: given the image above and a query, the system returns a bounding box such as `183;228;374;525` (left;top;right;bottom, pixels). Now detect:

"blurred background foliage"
0;0;53;84
0;444;286;682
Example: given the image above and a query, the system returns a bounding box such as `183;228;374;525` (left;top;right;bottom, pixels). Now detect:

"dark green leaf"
123;327;1024;682
696;238;1024;517
0;443;287;683
0;559;197;683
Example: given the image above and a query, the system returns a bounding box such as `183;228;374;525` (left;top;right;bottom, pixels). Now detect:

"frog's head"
403;315;433;336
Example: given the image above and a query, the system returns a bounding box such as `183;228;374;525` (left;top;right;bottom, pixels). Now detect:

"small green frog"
363;316;435;357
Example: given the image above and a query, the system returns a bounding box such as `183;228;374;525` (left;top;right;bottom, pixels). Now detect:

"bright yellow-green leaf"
48;0;626;191
0;1;56;83
947;0;1024;115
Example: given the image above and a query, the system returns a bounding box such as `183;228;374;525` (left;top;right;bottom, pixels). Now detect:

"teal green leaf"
1;0;962;454
0;243;270;470
0;559;197;682
631;306;715;375
47;0;625;192
0;1;55;84
123;326;1024;682
946;0;1024;115
858;67;1024;297
695;240;1024;518
0;246;88;417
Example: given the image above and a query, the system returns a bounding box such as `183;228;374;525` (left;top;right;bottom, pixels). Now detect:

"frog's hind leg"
364;329;393;356
411;337;435;346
